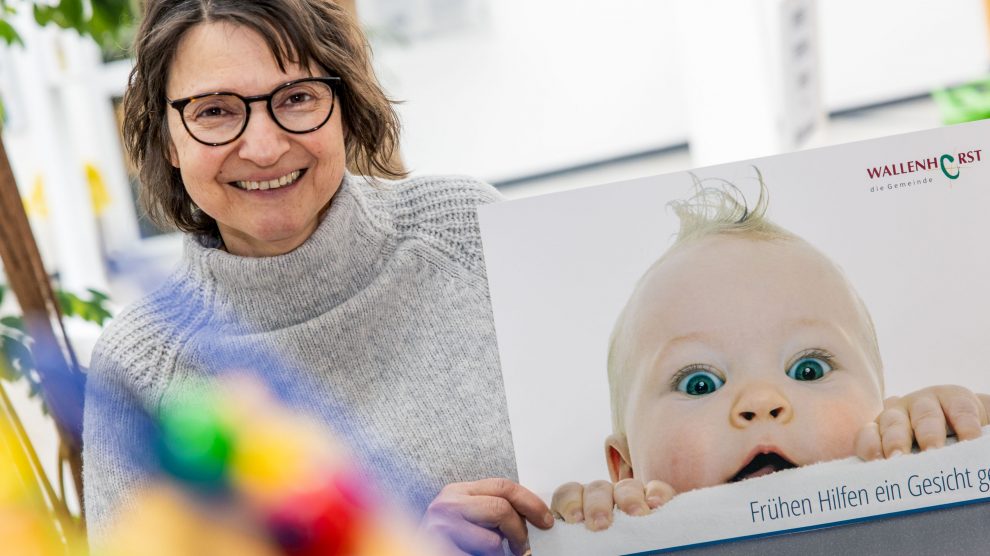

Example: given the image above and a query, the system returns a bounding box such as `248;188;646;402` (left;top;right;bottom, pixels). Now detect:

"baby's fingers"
854;422;882;461
613;478;649;517
583;480;616;532
939;388;987;442
644;480;676;509
877;405;912;457
550;482;585;524
906;394;948;451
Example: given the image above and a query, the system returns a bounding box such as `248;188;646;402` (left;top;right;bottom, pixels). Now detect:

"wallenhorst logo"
867;149;982;192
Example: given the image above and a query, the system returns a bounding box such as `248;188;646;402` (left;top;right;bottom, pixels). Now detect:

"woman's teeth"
235;170;302;191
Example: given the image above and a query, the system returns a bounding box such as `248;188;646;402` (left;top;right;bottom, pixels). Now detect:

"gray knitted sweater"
82;174;518;541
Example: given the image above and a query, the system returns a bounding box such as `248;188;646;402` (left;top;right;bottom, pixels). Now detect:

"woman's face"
166;22;346;257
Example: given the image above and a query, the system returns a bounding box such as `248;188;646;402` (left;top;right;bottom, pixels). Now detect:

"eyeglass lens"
181;80;335;144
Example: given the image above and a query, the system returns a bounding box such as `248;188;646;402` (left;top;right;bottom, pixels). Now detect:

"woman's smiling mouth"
233;169;305;191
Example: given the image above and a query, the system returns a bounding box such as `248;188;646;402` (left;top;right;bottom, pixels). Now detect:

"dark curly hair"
122;0;405;236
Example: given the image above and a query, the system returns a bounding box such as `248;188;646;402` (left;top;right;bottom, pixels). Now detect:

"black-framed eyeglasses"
167;76;341;146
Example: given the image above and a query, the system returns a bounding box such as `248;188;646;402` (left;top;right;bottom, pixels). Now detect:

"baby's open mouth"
730;452;797;483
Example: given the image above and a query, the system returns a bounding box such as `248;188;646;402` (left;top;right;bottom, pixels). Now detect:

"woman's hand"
422;478;553;556
855;385;990;460
550;478;676;532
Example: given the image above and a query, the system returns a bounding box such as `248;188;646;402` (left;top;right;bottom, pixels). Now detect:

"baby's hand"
855;385;990;460
550;479;676;531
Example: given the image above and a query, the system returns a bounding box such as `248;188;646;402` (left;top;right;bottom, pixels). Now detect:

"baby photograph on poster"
479;119;990;555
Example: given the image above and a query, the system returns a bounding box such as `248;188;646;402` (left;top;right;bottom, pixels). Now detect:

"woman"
82;1;552;554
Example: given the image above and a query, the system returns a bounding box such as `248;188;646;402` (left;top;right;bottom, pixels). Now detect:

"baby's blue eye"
787;357;833;381
676;370;725;396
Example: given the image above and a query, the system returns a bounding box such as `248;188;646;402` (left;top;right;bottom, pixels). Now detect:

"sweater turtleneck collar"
180;173;395;331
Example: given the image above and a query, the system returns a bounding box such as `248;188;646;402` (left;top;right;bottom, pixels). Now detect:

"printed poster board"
479;120;990;554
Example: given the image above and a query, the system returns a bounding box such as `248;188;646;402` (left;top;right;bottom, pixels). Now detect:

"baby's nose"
730;383;793;427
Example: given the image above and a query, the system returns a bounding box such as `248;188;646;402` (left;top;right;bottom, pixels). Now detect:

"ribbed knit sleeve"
87;269;209;397
82;269;209;542
383;174;503;279
82;350;151;544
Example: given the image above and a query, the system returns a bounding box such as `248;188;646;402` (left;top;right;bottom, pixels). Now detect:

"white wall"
819;0;990;111
375;0;990;181
373;0;686;182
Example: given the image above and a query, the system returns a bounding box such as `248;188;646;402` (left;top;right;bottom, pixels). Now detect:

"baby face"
611;236;883;493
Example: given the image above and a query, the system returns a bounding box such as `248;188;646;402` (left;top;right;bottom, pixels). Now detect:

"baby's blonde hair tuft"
670;168;788;243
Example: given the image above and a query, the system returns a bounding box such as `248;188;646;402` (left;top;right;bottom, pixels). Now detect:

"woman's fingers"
424;479;550;556
432;519;505;556
463;478;554;530
434;535;474;556
454;494;529;556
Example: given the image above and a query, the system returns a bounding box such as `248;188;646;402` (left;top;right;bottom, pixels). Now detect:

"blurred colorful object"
0;384;85;556
933;78;990;125
98;375;438;556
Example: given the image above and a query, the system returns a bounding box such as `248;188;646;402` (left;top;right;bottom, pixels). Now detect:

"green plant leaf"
27;376;41;398
83;304;113;326
0;18;22;46
0;330;21;381
0;281;111;416
0;353;16;381
0;315;26;333
28;0;135;49
55;289;113;325
89;0;133;47
61;0;85;28
55;290;73;316
1;334;32;378
33;0;84;36
86;288;110;302
32;3;55;26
